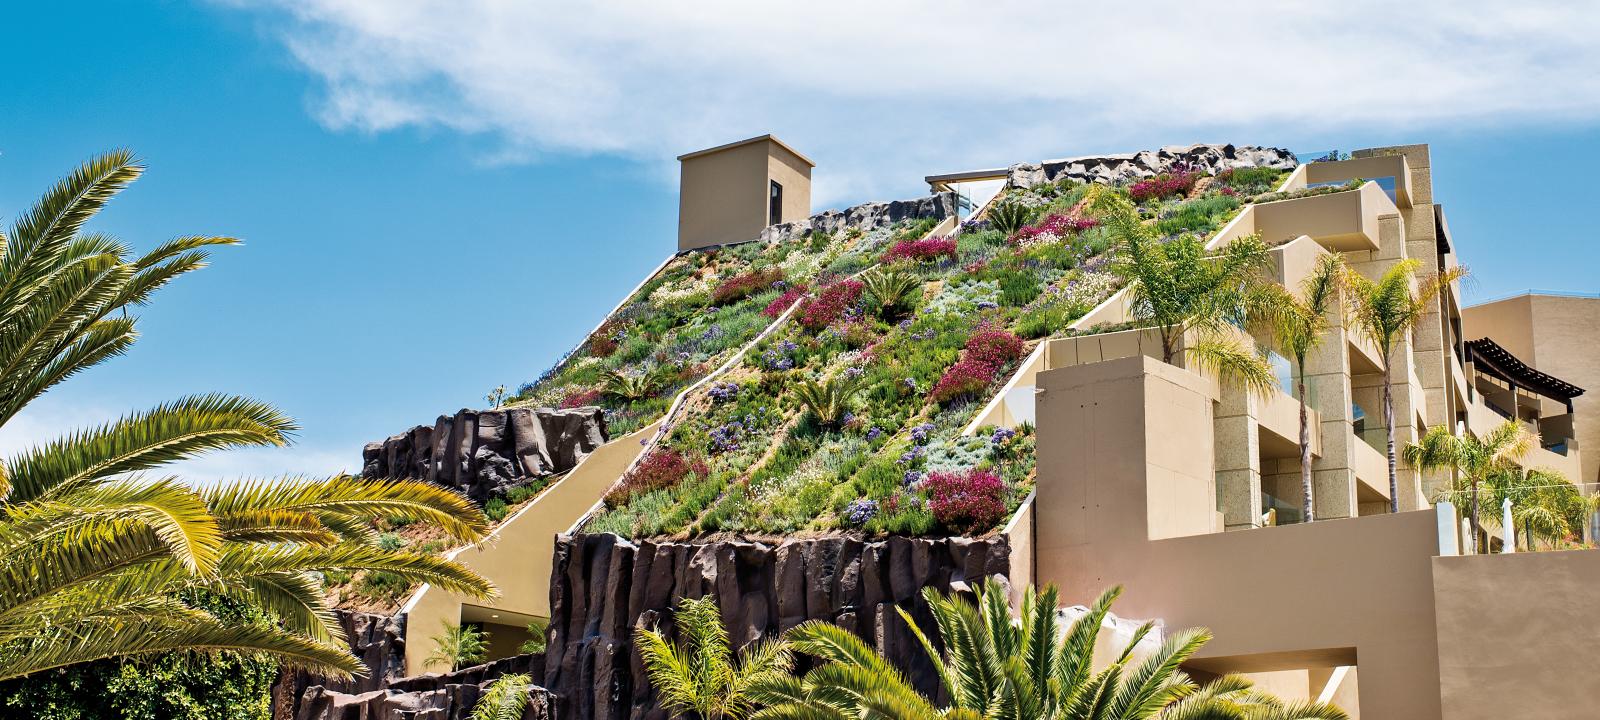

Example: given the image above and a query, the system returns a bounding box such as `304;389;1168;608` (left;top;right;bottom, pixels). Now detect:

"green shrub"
0;592;277;720
796;479;834;518
987;201;1032;237
852;458;902;500
355;570;411;602
1154;194;1242;238
377;532;405;551
996;270;1042;307
484;498;508;522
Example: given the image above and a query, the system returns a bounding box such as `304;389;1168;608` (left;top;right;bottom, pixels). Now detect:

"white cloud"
0;397;353;487
223;0;1600;203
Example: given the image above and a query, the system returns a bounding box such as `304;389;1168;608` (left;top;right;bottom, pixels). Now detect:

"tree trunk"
1161;327;1176;364
1298;360;1314;522
1469;476;1480;554
1384;360;1398;513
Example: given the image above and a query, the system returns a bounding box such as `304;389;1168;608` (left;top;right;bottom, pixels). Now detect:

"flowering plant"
560;387;603;409
763;283;810;319
604;449;709;507
1128;170;1197;203
881;236;957;263
710;267;784;305
925;469;1006;533
798;280;864;330
1011;213;1098;249
844;499;879;527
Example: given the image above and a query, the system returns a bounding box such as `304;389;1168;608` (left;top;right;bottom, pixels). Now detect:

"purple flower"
776;358;794;370
903;377;918;390
844;499;879;526
773;280;788;290
866;426;883;440
903;470;924;487
897;318;914;330
991;427;1017;445
898;446;924;465
841;411;856;425
708;382;739;403
701;325;725;341
910;423;936;445
844;366;865;379
976;301;998;310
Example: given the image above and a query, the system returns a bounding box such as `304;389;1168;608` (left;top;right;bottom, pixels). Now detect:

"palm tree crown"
753;580;1347;720
636;595;793;720
1261;252;1346;522
1346;258;1468;512
0;151;495;681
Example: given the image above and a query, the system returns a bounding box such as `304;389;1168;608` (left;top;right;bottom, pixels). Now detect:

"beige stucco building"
1463;292;1599;487
676;134;813;252
993;144;1600;718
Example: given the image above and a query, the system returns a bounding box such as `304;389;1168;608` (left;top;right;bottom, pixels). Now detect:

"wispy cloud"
221;1;1600;203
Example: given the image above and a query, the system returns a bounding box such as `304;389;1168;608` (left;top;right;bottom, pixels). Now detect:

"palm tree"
987;201;1032;238
791;374;865;429
636;595;792;720
1098;189;1276;397
426;621;490;671
0;151;495;681
753;580;1347;720
861;268;922;319
1261;253;1346;522
1347;259;1468;512
1405;418;1535;551
604;369;663;402
471;673;536;720
1491;466;1584;550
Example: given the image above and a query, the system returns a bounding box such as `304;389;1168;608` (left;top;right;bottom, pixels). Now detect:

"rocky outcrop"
544;533;1011;720
759;191;958;244
1006;143;1297;190
291;654;550;720
272;611;406;720
363;406;608;502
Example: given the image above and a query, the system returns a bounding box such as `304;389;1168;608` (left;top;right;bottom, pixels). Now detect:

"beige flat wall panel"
679;142;769;250
1433;551;1600;719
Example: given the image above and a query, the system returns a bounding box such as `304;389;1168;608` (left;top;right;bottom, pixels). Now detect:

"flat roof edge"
677;134;816;167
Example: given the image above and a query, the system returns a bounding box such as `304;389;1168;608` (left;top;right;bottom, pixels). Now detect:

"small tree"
1406;418;1535;550
603;369;663;402
860;268;922;319
792;374;865;429
1348;259;1468;511
1261;252;1346;522
426;622;489;672
636;596;792;720
1101;187;1276;396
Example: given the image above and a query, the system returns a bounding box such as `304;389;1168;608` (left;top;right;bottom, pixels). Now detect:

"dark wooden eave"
1465;337;1585;401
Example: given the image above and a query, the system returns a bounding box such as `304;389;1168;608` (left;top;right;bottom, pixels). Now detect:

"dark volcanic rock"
544;533;1012;720
289;653;550;720
271;610;406;718
362;406;608;502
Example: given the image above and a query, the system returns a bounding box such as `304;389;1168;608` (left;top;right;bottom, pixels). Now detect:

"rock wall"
544;533;1012;720
272;610;406;720
1007;143;1297;189
290;653;551;720
759;191;958;244
363;406;608;502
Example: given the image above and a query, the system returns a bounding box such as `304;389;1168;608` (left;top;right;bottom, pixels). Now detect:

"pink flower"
882;236;958;263
925;469;1007;533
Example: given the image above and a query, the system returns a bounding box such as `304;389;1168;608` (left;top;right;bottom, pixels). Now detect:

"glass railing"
1292;149;1346;164
1261;491;1304;526
1306;175;1396;203
1351;403;1387;453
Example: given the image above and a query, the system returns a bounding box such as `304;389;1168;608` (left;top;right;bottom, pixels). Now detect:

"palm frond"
1185;336;1278;399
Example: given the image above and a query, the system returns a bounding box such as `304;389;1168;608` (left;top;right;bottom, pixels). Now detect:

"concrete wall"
1433;550;1600;719
401;422;659;675
678;136;812;251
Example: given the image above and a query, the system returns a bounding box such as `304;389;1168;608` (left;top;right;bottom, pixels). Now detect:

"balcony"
1299;154;1413;207
1250;181;1394;253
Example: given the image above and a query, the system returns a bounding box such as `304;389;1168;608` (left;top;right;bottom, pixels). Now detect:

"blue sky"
2;1;1598;479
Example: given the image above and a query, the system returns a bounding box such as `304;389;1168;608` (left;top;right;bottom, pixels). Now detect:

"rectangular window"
769;180;783;225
